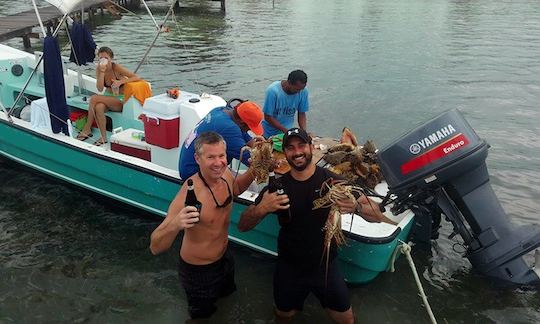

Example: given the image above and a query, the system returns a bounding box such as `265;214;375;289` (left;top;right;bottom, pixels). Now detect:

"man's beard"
287;152;312;171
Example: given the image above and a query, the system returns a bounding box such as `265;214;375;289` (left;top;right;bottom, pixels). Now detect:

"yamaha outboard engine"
377;109;540;285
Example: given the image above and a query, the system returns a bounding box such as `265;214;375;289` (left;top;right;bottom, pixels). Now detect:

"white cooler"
110;128;152;161
178;92;227;147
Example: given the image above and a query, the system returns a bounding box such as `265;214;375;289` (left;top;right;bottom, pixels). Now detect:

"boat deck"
7;80;92;109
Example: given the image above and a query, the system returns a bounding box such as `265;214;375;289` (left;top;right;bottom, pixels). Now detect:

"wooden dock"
0;0;226;48
0;6;63;44
0;0;133;48
0;1;117;48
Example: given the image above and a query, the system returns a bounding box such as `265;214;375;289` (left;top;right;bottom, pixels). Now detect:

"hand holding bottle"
264;171;290;213
259;189;290;214
269;172;292;224
177;205;200;229
184;179;202;225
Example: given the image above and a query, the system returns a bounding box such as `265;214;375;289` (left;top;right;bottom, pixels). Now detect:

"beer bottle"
274;177;292;225
267;171;277;193
185;179;202;223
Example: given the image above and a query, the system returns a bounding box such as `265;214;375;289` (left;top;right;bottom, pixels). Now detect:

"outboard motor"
377;109;540;285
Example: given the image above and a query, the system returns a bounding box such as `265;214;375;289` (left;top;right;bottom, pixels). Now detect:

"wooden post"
46;21;53;35
22;34;31;49
53;18;59;33
89;8;95;27
128;0;141;9
221;0;226;12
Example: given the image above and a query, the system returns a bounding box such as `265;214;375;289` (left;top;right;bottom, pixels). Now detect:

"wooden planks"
0;2;109;44
0;6;64;42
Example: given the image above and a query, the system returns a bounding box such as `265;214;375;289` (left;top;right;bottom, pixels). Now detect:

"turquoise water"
1;0;539;322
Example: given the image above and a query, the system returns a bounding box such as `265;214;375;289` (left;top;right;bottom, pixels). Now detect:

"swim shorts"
273;258;351;313
178;249;236;318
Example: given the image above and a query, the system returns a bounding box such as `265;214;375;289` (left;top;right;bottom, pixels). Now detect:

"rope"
106;0;142;18
16;95;106;142
171;7;204;96
389;241;438;324
20;95;94;140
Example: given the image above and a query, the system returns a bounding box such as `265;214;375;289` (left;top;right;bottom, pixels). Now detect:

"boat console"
377;109;540;285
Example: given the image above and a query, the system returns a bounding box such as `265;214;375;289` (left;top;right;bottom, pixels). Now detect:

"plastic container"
142;93;181;149
178;91;227;147
110;128;151;161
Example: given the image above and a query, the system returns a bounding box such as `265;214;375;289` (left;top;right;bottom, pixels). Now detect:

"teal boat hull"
0;119;178;215
0;118;415;284
339;215;415;284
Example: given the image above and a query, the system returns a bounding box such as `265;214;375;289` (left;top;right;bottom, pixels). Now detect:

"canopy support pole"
31;0;47;37
134;0;176;73
8;12;70;117
64;20;85;96
142;0;159;30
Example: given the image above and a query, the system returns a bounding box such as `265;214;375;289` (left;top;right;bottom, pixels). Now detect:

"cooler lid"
110;128;151;151
142;93;182;119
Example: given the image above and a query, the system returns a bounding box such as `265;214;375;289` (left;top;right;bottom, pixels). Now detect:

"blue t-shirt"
262;80;309;137
179;107;252;179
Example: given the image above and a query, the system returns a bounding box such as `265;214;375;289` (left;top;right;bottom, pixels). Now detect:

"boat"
3;0;539;288
0;1;417;285
0;43;415;284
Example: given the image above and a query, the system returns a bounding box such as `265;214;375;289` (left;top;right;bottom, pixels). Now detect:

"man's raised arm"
237;190;289;232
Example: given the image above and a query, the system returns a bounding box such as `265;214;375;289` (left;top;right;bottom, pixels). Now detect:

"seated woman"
76;46;140;145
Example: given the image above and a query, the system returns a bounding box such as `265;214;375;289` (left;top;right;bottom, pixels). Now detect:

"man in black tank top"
238;127;386;324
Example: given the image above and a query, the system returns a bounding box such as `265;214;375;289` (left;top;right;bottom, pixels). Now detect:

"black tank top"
257;166;341;269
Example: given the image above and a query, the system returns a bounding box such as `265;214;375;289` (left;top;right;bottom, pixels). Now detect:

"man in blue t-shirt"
179;101;264;179
262;70;309;138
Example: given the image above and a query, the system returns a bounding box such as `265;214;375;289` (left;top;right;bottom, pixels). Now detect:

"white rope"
389;241;438;324
171;8;203;96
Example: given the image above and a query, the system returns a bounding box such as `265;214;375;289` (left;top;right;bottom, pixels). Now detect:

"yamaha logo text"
409;124;457;154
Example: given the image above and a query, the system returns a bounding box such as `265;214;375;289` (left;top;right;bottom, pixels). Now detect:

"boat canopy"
45;0;105;14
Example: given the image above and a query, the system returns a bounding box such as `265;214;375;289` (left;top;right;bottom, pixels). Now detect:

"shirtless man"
150;131;256;319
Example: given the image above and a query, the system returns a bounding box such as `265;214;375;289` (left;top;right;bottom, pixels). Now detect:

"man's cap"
283;127;311;147
236;101;264;136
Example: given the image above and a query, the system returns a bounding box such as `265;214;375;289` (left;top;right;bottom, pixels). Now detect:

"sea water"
1;0;539;322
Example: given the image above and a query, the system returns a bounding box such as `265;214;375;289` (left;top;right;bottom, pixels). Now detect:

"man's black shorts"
273;258;351;312
178;249;236;318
